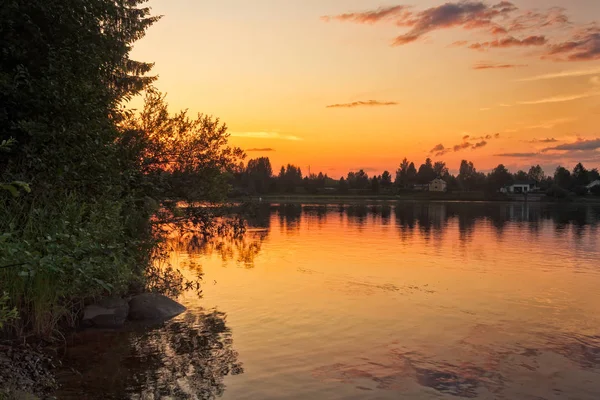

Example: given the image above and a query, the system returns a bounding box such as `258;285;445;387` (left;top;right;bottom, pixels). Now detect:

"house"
429;178;447;192
500;181;538;194
587;180;600;191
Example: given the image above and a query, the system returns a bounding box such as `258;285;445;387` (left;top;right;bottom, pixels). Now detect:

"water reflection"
56;309;242;400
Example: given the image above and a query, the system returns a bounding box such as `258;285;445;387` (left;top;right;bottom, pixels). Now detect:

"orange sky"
132;0;600;177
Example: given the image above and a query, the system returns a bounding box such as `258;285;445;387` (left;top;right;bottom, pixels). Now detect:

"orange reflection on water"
167;202;600;400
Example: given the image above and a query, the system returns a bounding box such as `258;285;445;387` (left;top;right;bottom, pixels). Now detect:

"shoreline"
236;193;600;205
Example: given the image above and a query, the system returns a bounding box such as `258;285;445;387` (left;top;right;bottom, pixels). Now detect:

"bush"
591;185;600;196
546;185;569;199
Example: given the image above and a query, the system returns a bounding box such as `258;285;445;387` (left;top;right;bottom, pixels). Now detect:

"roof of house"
587;180;600;188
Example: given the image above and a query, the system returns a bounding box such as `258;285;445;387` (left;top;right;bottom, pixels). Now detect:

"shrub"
546;185;569;199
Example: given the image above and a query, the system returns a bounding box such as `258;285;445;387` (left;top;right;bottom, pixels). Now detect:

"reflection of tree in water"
167;224;267;269
131;311;244;400
55;310;243;400
346;205;368;228
277;204;302;232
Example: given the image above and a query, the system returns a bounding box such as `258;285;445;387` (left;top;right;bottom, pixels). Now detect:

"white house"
500;181;538;194
429;178;447;192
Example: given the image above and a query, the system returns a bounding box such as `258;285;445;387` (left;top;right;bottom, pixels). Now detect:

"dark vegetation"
233;157;600;199
0;1;244;340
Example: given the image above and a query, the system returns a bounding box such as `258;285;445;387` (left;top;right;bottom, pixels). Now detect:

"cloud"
392;1;518;46
592;76;600;85
473;62;527;70
432;133;499;156
523;118;574;130
323;2;599;63
321;5;409;24
526;138;559;143
479;107;491;111
468;35;547;50
543;138;600;152
495;152;538;157
544;27;600;61
518;91;600;105
430;144;446;153
450;40;469;47
326;100;398;108
517;66;600;81
230;132;303;141
246;148;275;152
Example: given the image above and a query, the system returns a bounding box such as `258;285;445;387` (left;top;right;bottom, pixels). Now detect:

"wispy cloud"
326;100;398;108
468;35;547;51
431;133;500;156
230;132;303;141
523;118;574;130
543;138;600;152
323;2;597;63
495;152;538;157
518;91;600;105
525;138;559;143
246;148;276;152
320;5;409;24
544;26;600;62
518;67;600;81
473;62;527;70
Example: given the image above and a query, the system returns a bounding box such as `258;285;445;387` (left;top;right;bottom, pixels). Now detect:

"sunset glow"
132;0;600;176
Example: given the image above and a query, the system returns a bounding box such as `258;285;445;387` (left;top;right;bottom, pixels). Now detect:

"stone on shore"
81;297;129;328
127;293;186;322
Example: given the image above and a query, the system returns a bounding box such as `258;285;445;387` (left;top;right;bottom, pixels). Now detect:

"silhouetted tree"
527;165;545;184
371;176;380;193
395;158;410;188
488;164;513;191
458;160;479;191
347;170;369;190
245;157;272;194
407;162;418;187
380;171;393;189
554;166;572;189
417;158;436;184
433;161;449;178
572;163;590;187
338;177;349;194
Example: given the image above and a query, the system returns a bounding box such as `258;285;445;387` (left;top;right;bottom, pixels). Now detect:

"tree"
488;164;512;191
554;166;572;189
245;157;273;194
338;177;349;194
434;161;449;178
395;158;410;187
370;176;380;194
380;171;393;189
458;160;478;191
279;164;303;193
347;170;369;190
572;163;590;187
527;165;545;184
514;170;528;182
407;163;418;186
417;158;436;184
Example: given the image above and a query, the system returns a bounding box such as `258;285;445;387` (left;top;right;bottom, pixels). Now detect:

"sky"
132;0;600;177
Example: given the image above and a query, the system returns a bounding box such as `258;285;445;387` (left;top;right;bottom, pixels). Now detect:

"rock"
82;297;129;328
128;293;186;322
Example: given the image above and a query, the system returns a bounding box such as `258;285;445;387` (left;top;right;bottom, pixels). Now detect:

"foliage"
0;292;18;330
546;185;569;199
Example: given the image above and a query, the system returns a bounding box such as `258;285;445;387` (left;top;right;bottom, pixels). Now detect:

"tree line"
234;157;600;197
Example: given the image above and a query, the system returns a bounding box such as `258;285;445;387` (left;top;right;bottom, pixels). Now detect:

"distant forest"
231;157;600;198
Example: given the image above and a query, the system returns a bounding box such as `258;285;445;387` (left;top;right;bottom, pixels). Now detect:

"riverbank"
245;192;600;204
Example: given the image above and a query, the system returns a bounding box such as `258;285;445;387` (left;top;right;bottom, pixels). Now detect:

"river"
56;202;600;399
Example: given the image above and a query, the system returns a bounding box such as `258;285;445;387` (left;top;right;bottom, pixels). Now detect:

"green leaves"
0;181;31;197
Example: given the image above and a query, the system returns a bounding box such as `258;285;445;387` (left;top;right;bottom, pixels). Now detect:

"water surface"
57;202;600;399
